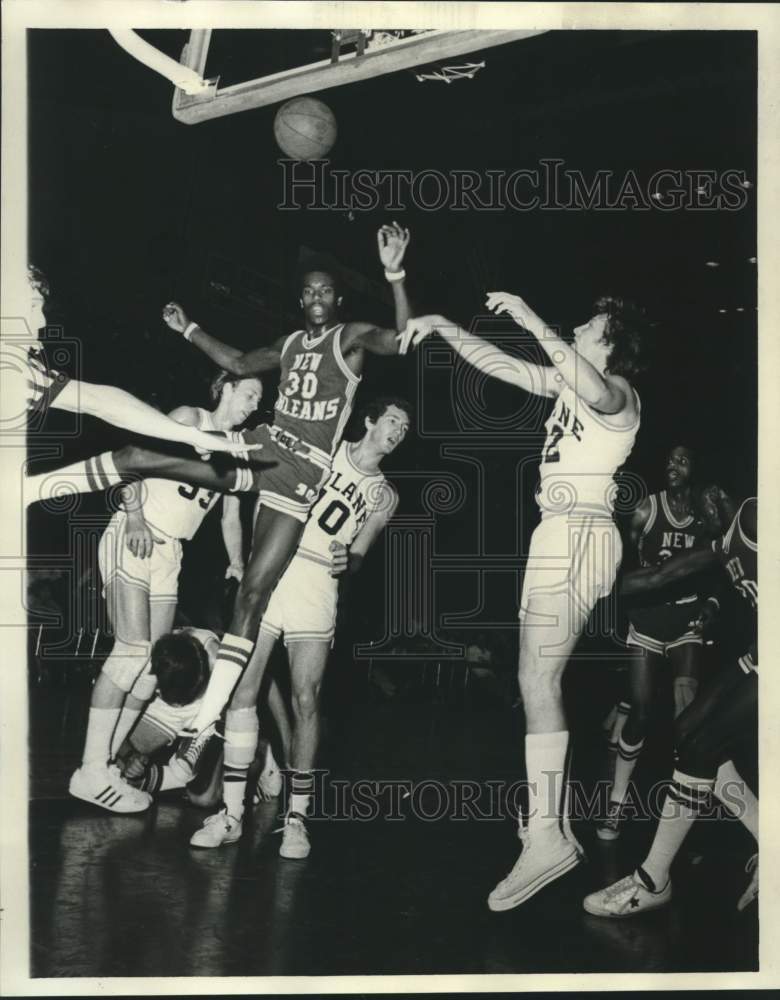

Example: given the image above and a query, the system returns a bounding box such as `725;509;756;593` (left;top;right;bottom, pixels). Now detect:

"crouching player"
117;627;283;802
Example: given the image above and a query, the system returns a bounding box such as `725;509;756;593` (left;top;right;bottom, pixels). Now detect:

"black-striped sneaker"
69;763;152;813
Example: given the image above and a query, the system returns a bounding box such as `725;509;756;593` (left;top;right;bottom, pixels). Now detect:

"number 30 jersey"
295;441;396;568
274;324;361;464
536;384;640;518
139;408;222;539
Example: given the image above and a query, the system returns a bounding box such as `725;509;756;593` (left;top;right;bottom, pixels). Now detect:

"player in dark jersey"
584;497;758;917
154;223;413;769
599;446;713;840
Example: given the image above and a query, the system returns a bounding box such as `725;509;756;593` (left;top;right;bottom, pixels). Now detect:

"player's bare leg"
266;678;293;770
69;575;160;812
111;598;177;756
598;647;660;840
488;589;584;912
670;643;700;718
278;641;329;859
253;678;289;804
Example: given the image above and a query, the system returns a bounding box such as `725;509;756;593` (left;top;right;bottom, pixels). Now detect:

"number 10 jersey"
295;440;394;568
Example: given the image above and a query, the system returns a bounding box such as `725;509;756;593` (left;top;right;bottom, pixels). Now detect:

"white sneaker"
517;820;585;859
189;807;243;848
254;744;283;803
279;812;310;859
69;764;152;813
583;869;672;918
488;831;580;911
737;853;758;912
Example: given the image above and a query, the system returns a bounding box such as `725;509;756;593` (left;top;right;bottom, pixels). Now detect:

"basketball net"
414;62;485;83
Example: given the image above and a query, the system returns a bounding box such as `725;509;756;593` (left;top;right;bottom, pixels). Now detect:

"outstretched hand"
485;291;543;335
396;314;445;354
189;428;263;459
377;221;411;272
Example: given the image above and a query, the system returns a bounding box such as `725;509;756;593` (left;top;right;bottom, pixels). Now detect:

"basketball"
273;97;337;160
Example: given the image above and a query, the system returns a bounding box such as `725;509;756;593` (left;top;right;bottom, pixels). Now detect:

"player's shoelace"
204;808;235;829
602;874;640;901
273;812;306;836
178;724;221;772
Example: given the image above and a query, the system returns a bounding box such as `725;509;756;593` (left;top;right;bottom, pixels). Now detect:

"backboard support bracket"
170;28;546;124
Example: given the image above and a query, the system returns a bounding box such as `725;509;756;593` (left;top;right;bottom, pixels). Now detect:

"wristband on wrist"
384;268;406;283
183;321;199;341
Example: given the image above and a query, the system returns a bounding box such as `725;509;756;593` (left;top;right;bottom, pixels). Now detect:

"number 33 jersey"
536;384;640;518
140;408;222;539
295;441;396;568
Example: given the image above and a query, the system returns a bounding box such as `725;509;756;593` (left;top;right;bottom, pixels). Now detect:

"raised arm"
399;314;559;398
341;222;412;357
485;292;629;414
620;545;720;598
162;302;286;376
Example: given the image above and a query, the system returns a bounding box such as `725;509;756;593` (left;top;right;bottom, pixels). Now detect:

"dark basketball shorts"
241;424;330;523
627;599;704;657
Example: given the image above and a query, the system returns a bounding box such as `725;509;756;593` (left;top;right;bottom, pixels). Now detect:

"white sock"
28;451;121;503
82;707;121;769
190;634;255;732
223;708;259;821
611;735;644;805
289;771;315;817
642;769;714;889
525;730;568;840
608;701;631;749
109;707;142;759
715;760;758;843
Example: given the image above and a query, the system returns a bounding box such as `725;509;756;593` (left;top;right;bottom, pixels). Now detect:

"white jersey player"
400;290;650;911
69;372;262;814
188;397;409;856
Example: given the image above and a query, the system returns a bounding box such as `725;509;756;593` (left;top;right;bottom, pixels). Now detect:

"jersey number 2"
543;424;564;463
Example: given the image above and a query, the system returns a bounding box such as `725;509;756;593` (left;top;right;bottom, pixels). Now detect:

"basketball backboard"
110;28;547;124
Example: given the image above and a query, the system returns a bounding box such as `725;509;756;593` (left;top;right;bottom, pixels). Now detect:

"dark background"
27;28;757;657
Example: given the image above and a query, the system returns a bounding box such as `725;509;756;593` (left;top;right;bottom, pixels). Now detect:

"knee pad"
103;640;152;693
